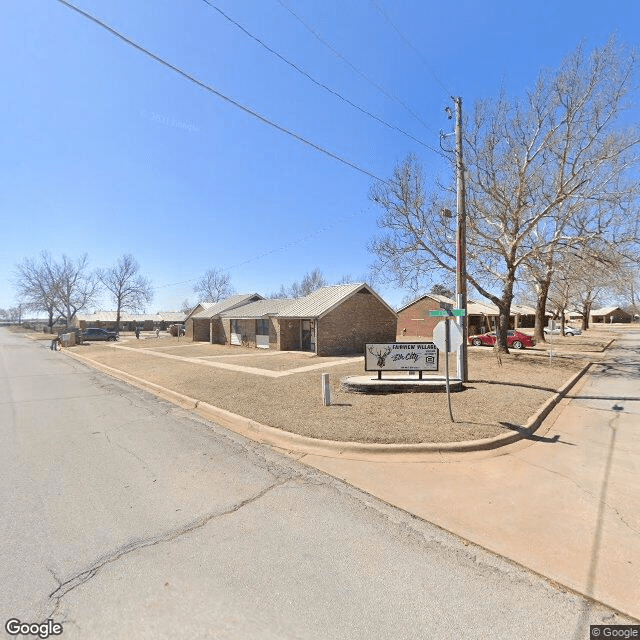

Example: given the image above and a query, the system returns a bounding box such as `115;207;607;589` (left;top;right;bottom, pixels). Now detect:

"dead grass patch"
71;341;589;444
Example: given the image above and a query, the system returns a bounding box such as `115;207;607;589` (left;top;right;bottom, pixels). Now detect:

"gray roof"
208;284;395;321
396;293;455;313
219;298;294;319
191;294;263;319
76;311;185;322
590;306;627;316
279;283;396;319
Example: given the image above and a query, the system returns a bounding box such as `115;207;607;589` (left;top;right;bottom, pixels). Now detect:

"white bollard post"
321;373;331;406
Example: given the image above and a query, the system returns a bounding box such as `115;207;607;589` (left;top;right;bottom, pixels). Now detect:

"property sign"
365;343;439;372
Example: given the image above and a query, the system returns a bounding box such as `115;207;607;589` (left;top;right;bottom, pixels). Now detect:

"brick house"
590;307;632;323
191;283;397;356
396;294;454;338
185;293;264;342
397;295;542;337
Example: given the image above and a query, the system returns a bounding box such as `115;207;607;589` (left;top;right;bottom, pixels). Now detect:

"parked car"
81;327;118;341
169;323;185;337
468;330;534;350
543;325;582;336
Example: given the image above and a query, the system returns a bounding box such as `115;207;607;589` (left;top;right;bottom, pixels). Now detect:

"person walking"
50;335;61;351
135;325;140;339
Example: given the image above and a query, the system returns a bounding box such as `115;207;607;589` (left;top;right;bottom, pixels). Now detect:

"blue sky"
2;0;638;313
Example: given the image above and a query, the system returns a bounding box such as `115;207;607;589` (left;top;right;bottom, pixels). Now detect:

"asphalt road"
0;328;632;639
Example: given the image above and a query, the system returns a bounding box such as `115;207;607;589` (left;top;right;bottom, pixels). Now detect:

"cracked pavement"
1;327;637;639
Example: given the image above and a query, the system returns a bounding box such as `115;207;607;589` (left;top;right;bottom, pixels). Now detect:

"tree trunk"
495;303;511;353
533;279;551;344
581;302;592;331
116;301;122;335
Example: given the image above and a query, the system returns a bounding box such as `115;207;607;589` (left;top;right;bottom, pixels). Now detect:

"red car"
468;330;534;350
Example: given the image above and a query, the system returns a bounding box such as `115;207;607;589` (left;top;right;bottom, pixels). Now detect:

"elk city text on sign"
365;343;439;372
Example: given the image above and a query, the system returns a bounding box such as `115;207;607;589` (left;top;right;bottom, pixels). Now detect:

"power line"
275;0;437;136
200;0;444;156
369;0;453;97
154;210;364;290
57;0;387;184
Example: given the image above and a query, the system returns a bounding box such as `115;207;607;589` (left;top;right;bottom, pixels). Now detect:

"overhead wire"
57;0;387;184
154;209;365;290
200;0;444;157
369;0;453;97
275;0;438;136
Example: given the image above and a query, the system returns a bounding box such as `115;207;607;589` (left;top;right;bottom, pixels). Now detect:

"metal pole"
453;96;468;382
444;320;454;422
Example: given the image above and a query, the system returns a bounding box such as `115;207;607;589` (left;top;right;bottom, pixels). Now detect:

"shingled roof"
218;298;294;319
191;293;264;319
279;283;396;319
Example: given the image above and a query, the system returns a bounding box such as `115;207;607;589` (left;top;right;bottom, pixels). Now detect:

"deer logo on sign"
368;345;392;367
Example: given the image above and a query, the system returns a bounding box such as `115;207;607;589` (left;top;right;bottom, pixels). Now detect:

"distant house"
191;283;397;356
590;307;632;323
74;311;185;331
396;293;454;338
511;304;542;329
397;295;545;337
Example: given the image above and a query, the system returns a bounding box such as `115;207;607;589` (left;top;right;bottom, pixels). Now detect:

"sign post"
430;309;466;422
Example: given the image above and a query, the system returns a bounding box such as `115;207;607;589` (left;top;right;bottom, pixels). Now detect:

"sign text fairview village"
365;343;439;372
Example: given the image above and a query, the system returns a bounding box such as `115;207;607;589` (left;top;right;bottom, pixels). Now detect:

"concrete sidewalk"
298;335;640;620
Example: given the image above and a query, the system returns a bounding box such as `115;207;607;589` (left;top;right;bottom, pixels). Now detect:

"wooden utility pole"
453;97;468;382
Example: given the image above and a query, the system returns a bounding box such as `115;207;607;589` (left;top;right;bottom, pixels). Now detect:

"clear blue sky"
2;0;638;313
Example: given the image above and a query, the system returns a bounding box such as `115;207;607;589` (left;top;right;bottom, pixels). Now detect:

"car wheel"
512;340;523;349
472;338;483;346
565;332;574;336
108;336;116;341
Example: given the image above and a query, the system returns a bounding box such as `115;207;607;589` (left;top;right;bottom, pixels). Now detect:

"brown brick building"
188;284;397;356
396;294;454;338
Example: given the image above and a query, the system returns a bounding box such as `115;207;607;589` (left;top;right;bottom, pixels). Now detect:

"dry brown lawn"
59;333;607;444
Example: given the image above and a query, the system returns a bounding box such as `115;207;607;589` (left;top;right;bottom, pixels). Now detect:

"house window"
256;319;269;336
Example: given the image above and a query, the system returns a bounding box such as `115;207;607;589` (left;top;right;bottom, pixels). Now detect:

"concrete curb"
62;348;592;460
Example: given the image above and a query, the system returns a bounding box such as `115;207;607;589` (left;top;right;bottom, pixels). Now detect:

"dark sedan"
81;327;118;341
468;330;534;350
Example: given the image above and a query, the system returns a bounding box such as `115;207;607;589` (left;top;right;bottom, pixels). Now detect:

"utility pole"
453;96;468;382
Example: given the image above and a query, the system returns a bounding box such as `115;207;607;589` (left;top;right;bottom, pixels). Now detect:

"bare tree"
13;251;61;328
7;304;24;324
52;254;101;326
290;268;327;298
267;284;291;299
370;36;639;352
99;254;153;332
270;268;328;299
193;268;234;303
430;283;454;298
180;299;193;315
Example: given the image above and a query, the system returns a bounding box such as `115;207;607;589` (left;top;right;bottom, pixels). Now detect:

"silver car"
543;325;582;336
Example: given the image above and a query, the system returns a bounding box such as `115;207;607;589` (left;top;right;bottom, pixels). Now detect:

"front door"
301;320;312;350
